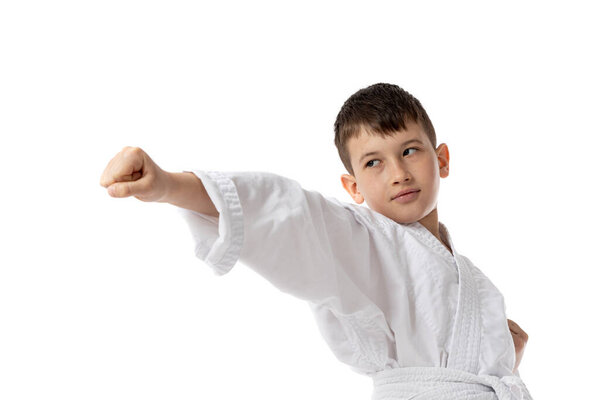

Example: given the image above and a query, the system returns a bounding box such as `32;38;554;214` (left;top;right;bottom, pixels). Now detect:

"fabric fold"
177;170;244;275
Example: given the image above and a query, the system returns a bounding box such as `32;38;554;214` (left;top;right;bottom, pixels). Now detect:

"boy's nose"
389;161;411;184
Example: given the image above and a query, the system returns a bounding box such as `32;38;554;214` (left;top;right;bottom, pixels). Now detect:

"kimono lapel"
443;225;482;374
408;221;482;373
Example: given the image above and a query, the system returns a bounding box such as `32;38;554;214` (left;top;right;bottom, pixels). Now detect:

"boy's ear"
341;174;364;204
436;143;450;178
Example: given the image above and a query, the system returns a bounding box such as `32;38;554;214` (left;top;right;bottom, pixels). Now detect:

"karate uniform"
176;171;533;400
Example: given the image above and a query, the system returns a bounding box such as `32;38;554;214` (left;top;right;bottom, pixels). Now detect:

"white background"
1;1;598;399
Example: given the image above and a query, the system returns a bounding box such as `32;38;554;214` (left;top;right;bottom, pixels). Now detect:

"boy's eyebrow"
358;139;425;163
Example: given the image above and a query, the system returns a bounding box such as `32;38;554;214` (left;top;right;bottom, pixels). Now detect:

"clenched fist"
508;318;528;373
99;146;170;203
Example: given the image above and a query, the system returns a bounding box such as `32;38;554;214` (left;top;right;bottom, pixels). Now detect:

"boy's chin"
392;217;420;225
381;212;421;225
368;204;423;225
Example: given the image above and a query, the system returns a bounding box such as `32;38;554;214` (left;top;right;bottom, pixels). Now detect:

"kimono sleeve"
176;170;374;307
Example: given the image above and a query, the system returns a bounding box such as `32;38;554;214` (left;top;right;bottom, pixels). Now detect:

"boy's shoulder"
323;194;412;236
224;170;413;236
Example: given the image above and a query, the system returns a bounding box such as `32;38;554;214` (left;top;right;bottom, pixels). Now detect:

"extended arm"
175;170;378;308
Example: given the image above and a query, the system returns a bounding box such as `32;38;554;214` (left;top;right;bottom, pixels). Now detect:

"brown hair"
334;83;437;175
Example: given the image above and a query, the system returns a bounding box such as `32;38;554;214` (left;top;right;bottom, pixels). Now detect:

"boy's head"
334;83;450;228
334;83;437;175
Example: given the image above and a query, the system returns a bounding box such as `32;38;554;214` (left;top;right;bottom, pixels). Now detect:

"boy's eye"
404;148;418;156
366;159;381;168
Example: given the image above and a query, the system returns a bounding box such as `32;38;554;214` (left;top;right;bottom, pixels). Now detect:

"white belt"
371;367;532;400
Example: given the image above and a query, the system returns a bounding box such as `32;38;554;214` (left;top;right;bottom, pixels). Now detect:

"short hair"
334;83;437;175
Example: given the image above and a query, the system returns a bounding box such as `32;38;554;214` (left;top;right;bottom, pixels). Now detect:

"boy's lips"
391;189;420;200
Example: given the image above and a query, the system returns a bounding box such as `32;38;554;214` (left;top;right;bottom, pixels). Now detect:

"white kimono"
176;171;533;400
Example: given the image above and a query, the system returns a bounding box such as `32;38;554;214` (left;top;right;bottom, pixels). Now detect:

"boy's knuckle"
130;146;143;155
122;146;137;156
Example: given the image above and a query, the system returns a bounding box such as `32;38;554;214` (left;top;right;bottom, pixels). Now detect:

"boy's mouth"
392;189;420;200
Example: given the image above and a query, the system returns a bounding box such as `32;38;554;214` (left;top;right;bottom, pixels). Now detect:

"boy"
100;83;532;399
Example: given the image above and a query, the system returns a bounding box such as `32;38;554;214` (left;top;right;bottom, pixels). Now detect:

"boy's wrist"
156;171;175;203
159;171;219;217
158;171;188;204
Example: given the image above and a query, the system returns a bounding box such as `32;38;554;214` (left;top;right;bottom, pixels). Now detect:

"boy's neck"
418;208;453;255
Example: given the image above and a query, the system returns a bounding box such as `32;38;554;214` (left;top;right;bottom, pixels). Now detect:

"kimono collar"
408;221;457;265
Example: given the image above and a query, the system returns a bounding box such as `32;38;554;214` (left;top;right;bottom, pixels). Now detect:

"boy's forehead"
347;123;427;157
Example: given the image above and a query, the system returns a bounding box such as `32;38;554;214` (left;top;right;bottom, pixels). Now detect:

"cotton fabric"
176;171;532;399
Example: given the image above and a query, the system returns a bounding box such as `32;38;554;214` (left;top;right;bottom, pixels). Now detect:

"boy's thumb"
108;182;136;198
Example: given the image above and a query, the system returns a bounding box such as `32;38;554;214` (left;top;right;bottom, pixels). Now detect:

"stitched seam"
206;171;244;270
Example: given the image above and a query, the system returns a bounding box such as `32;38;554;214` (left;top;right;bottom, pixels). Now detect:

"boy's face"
341;120;450;227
